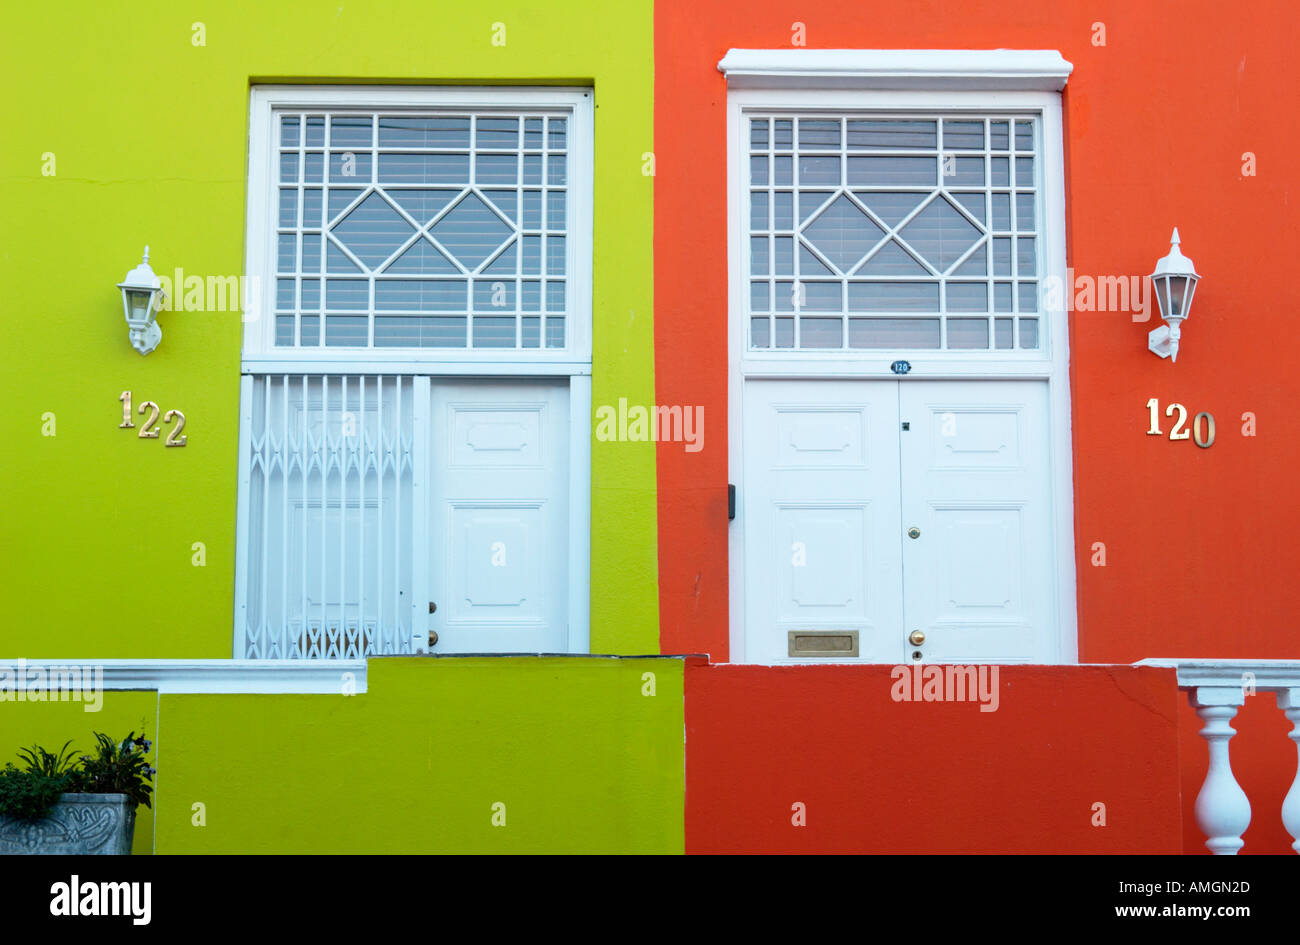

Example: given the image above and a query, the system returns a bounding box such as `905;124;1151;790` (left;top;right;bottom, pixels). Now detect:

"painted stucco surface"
0;692;158;854
0;0;658;658
652;0;1300;852
153;658;683;853
685;663;1183;853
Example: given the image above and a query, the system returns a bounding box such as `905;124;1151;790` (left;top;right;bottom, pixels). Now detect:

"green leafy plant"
0;765;70;820
0;732;155;820
71;732;155;810
17;740;78;779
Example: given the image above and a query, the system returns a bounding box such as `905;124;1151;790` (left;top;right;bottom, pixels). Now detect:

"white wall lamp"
1148;228;1200;362
117;246;168;356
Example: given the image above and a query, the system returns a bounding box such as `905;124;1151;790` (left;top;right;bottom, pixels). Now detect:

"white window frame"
244;85;594;375
236;85;594;659
721;50;1079;664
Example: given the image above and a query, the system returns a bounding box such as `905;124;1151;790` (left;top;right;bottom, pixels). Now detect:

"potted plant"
0;732;154;855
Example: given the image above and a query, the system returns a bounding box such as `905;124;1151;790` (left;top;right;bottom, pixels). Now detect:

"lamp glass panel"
1153;275;1171;321
1167;275;1188;317
126;288;153;320
1181;277;1197;319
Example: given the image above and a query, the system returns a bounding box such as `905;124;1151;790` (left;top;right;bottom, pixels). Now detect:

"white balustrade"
1278;688;1300;854
1138;659;1300;855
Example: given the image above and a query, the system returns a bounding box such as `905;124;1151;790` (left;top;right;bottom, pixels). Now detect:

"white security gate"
742;378;1055;663
238;374;416;658
236;374;569;658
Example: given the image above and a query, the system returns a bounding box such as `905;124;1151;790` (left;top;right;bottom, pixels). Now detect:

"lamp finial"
1170;228;1180;247
143;245;150;263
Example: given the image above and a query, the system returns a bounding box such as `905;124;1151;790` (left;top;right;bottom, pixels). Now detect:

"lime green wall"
0;692;158;854
0;0;658;657
154;658;682;853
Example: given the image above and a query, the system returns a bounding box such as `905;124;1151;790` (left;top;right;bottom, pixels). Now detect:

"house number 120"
1145;398;1214;448
119;390;187;447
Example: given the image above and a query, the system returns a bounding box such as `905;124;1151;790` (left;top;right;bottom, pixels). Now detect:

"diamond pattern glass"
275;110;571;349
747;114;1042;351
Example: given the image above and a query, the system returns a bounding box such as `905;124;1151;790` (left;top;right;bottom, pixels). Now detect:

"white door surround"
723;52;1077;665
236;86;594;658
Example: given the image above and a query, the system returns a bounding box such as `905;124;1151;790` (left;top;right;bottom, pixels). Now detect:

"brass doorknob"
907;527;921;539
428;630;439;647
908;629;925;646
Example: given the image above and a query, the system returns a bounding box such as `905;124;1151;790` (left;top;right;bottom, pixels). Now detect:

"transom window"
747;114;1042;352
274;108;572;350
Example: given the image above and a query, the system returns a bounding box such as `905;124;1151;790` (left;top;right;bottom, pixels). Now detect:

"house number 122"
1146;398;1214;448
119;391;187;447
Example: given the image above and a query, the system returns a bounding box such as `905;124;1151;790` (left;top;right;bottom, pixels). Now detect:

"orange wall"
686;664;1182;853
654;0;1299;852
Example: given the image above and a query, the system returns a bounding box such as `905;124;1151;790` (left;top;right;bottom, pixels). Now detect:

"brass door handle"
907;527;921;539
428;630;439;647
908;629;926;646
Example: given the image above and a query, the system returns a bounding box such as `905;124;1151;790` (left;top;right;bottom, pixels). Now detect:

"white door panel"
743;380;904;663
899;380;1053;662
429;380;569;653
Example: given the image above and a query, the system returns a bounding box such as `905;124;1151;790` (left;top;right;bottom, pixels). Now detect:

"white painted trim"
243;84;595;364
231;374;255;658
567;374;592;653
717;49;1073;91
411;376;431;652
1039;95;1079;664
246;90;275;355
726;96;747;663
240;356;592;376
0;660;366;694
726;82;1078;666
741;359;1054;379
1136;659;1300;690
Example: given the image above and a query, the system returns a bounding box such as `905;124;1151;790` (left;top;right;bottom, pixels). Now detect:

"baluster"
1191;686;1250;855
1277;689;1300;854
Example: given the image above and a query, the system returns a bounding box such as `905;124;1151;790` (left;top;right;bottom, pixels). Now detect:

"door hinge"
728;484;736;521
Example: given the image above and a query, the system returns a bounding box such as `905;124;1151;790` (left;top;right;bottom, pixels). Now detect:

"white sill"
0;659;366;694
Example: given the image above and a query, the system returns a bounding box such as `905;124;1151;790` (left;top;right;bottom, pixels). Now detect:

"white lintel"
717;49;1073;91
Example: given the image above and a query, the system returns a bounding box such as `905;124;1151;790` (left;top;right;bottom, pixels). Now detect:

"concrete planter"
0;794;136;855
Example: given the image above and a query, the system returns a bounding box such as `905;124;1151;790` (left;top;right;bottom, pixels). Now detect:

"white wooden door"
898;380;1054;662
427;380;569;653
742;379;904;663
741;378;1056;663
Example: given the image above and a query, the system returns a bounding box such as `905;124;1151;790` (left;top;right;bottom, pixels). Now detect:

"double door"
741;378;1055;663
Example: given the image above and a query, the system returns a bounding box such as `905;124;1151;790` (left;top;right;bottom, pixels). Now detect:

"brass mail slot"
788;630;859;658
